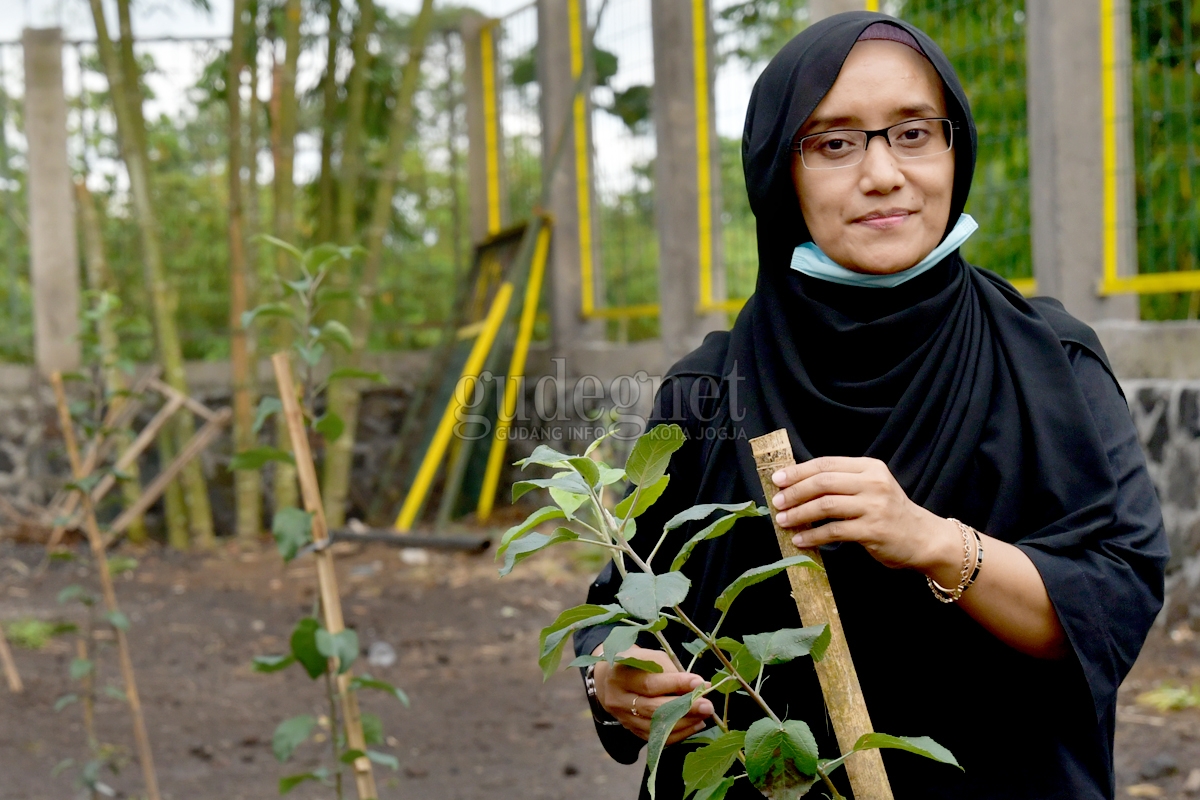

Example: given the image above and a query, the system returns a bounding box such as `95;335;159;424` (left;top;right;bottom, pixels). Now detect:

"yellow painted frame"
568;0;601;318
480;21;503;236
394;282;514;532
476;220;554;519
1098;0;1200;295
865;0;879;11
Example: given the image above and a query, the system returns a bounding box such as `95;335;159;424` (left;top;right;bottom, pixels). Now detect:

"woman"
574;11;1168;800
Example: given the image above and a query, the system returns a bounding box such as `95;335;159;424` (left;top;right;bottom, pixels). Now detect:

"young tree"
321;0;437;528
86;0;215;549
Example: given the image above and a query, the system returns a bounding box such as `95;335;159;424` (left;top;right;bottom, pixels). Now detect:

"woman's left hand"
769;456;957;573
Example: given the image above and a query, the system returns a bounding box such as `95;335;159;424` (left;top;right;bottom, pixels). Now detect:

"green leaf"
253;654;296;673
103;685;127;702
670;503;768;572
361;712;384;745
54;693;79;712
498;528;579;577
715;555;822;612
714;637;761;683
242;301;297;329
57;584;90;605
566;457;600;488
327;367;386;383
566;653;604;668
744;718;820;799
349;674;410;707
515;444;574;469
252;397;283;434
600;625;640;667
272;714;316;762
584;429;617;456
315;628;359;674
231;446;296;471
279;771;324;794
295;341;325;368
851;733;960;770
497;506;566;555
682;638;707;658
694;776;739;800
686;727;725;744
683;730;746;798
289;618;327;679
313;412;344;442
598;466;626;485
548;487;588;519
511;472;592;502
339;749;366;764
743;624;831;666
625;424;686;487
646;688;703;799
615;474;670;520
662;502;761;534
256;233;306;261
538;604;628;680
272;507;313;562
367;750;400;770
616;571;691;620
107;556;138;575
318;320;355;351
106;610;129;631
613;656;664;673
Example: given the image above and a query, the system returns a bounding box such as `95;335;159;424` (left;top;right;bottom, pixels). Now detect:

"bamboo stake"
271;353;378;800
750;429;893;800
51;373;161;800
0;625;22;693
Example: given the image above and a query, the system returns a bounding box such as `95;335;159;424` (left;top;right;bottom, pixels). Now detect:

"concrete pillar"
1026;0;1137;321
651;0;726;367
462;11;508;243
23;28;81;375
810;0;868;23
537;0;603;355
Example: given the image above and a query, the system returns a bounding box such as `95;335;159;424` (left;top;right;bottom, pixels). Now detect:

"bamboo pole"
51;373;161;800
271;353;378;800
750;429;893;800
0;626;22;693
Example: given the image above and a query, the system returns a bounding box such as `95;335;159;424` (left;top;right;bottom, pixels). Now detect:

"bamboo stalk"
51;373;161;800
0;625;22;693
750;429;893;800
272;353;377;800
77;637;97;750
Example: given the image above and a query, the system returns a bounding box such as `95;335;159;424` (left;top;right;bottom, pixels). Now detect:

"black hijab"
578;12;1165;799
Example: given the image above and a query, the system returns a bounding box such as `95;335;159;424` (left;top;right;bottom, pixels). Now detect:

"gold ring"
631;696;640;718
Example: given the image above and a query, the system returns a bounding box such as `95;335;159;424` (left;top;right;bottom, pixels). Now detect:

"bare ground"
0;537;1197;800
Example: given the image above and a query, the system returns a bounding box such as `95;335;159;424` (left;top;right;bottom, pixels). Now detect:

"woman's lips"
855;210;913;230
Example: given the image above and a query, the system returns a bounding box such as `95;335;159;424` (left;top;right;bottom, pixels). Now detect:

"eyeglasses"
790;118;956;170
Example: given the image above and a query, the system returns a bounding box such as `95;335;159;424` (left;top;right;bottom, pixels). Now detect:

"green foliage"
4;618;77;650
271;507;313;562
272;714;316;762
500;424;959;798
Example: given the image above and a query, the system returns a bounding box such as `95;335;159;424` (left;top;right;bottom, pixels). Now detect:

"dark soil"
1;538;1197;800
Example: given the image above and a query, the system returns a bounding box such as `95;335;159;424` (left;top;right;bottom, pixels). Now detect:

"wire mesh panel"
0;43;32;364
589;0;660;341
896;0;1032;283
495;3;542;225
1130;0;1200;319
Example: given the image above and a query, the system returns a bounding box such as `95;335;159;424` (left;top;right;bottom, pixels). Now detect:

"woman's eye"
817;137;856;155
895;126;932;146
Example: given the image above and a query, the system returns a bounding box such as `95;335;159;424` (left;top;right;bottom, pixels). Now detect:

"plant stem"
817;765;845;800
672;605;780;724
324;669;344;800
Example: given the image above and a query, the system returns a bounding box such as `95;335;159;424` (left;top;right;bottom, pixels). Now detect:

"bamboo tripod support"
272;353;378;800
51;373;162;800
0;625;22;693
750;429;893;800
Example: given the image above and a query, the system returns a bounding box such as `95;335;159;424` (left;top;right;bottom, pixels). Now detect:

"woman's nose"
857;137;906;193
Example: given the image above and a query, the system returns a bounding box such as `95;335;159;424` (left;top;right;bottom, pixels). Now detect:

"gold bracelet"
927;518;979;603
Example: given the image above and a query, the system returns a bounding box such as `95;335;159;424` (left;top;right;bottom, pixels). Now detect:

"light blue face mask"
788;213;978;289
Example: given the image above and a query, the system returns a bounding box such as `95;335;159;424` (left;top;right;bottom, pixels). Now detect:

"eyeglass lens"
799;119;953;170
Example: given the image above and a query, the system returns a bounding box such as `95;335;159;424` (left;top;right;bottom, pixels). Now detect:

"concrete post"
1026;0;1137;321
23;28;81;375
537;0;603;355
461;11;508;243
810;0;868;23
651;0;726;367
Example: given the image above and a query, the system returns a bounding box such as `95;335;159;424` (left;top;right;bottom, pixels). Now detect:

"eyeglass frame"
789;117;958;170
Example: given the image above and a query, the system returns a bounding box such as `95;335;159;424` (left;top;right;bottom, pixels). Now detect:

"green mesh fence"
1131;0;1200;319
894;0;1032;282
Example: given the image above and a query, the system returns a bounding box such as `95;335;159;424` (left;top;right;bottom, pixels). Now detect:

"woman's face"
791;40;955;275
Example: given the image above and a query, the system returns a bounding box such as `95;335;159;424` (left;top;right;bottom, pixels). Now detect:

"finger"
666;719;710;746
770;471;866;513
775;492;866;529
791;518;863;548
770;456;871;488
622;668;704;697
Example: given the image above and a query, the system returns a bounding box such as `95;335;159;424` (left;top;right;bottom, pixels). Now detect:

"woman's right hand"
592;645;715;744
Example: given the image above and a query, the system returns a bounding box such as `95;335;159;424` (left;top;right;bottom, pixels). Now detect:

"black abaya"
574;10;1168;800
